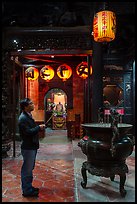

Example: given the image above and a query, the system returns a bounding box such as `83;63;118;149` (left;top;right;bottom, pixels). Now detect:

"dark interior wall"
103;61;134;125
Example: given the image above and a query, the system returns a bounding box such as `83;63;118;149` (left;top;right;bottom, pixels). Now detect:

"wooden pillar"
12;57;16;157
84;55;92;123
84;79;88;123
20;66;25;99
87;55;92;122
2;51;12;158
133;61;135;135
92;41;103;122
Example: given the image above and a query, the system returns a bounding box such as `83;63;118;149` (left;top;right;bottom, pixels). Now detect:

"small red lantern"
40;65;55;82
25;67;39;80
93;10;116;42
76;62;92;79
57;64;72;81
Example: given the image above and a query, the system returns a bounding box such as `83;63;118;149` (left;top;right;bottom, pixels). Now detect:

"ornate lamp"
76;62;92;79
57;64;72;81
25;67;39;80
93;10;116;42
40;65;55;82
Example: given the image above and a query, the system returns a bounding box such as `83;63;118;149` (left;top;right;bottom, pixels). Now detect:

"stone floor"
2;128;135;202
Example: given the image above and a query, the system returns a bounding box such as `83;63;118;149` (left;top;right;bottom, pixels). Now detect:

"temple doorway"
44;88;67;130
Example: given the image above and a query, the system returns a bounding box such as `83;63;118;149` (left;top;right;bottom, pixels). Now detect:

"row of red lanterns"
25;62;92;82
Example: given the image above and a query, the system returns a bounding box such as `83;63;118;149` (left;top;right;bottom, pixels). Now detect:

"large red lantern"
40;65;55;82
93;10;116;42
25;67;39;80
57;64;72;81
76;62;92;79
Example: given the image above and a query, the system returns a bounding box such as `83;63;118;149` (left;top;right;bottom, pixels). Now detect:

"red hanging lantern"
57;64;72;81
76;62;92;79
93;10;116;42
25;67;39;80
40;65;55;82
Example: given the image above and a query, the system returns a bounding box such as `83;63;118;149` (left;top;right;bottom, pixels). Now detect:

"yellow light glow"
57;64;72;81
76;62;92;79
25;67;39;80
93;10;116;42
40;65;55;82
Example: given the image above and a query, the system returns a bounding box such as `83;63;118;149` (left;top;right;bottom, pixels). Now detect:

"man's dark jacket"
18;111;41;150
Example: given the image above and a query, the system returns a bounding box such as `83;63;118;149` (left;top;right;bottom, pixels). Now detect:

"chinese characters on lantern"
93;10;116;42
25;67;39;80
25;62;92;81
40;65;55;82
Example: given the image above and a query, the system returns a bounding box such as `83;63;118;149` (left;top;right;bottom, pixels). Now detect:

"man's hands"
39;124;46;130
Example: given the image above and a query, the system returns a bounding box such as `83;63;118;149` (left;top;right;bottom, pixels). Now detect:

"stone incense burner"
78;108;134;197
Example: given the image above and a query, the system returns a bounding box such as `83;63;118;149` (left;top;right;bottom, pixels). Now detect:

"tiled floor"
2;128;135;202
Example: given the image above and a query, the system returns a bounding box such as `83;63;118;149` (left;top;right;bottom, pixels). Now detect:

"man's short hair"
20;98;32;110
